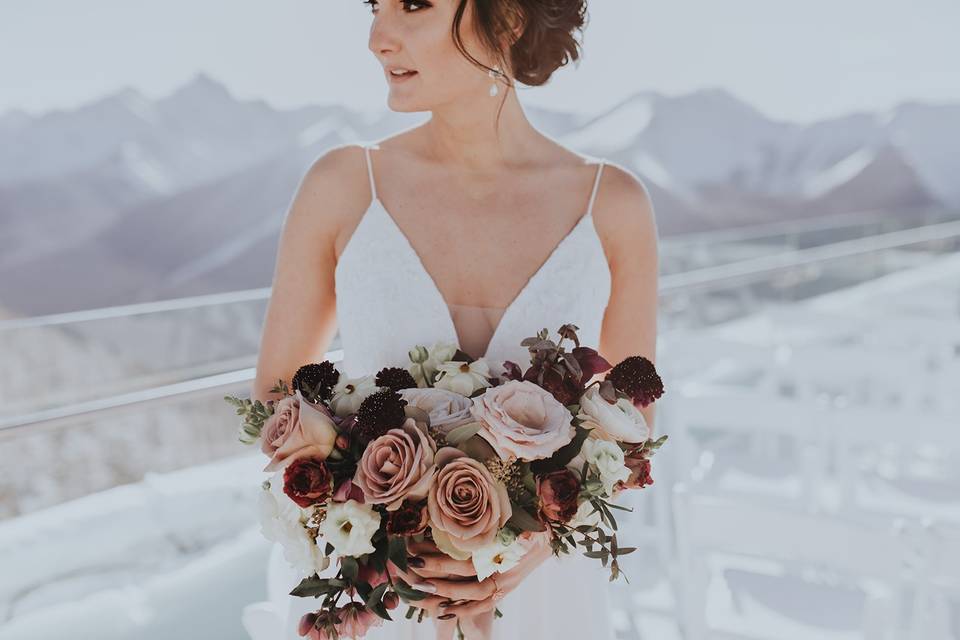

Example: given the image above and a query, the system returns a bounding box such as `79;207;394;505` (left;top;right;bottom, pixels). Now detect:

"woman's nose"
368;17;400;57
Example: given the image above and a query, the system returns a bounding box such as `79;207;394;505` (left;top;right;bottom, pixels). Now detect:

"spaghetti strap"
586;160;605;216
362;143;378;201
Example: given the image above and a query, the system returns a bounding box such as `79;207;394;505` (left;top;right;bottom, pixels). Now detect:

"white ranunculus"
577;385;650;443
258;473;330;576
581;438;630;496
434;358;493;396
329;374;380;417
471;530;529;581
317;499;381;557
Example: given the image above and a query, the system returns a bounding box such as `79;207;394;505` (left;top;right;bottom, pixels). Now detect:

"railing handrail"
0;288;272;331
4;212;956;331
664;207;889;246
2;218;959;437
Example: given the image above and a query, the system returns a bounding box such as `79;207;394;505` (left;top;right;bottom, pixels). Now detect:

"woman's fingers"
414;554;477;578
406;538;442;555
440;596;497;618
419;576;497;600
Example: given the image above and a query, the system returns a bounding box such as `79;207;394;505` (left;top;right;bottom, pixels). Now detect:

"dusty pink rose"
262;390;339;472
470;380;575;461
353;417;438;511
398;387;475;435
427;448;511;554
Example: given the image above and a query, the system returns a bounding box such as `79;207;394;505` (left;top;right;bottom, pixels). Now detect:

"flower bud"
408;345;429;364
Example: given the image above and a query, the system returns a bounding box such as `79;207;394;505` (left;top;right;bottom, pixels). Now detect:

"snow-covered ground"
1;252;958;640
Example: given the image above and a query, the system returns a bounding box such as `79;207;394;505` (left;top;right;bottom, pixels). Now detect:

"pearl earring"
488;65;504;97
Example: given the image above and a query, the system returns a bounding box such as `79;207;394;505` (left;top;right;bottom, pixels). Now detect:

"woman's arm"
251;145;367;404
593;165;660;435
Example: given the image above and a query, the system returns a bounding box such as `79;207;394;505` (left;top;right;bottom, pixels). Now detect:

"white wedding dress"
242;142;616;640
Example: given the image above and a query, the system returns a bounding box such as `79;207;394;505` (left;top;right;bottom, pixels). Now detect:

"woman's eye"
361;0;429;13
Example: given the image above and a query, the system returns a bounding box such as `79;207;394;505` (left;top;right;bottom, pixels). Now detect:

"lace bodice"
333;142;612;380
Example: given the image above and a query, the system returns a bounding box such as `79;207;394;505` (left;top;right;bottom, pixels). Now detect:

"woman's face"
365;0;500;112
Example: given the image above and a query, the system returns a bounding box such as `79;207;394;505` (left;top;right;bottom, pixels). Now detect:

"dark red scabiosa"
374;366;419;393
536;468;581;524
292;362;340;402
605;355;664;408
354;388;408;446
283;456;333;508
386;499;429;536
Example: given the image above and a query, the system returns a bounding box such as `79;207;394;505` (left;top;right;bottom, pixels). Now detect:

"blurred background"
1;0;958;638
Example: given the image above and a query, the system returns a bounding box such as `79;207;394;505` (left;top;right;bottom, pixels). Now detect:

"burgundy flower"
386;499;429;536
623;450;654;489
283;457;333;508
605;355;664;408
536;468;581;524
332;479;366;504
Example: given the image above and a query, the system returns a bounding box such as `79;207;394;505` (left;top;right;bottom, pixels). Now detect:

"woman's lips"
388;70;419;83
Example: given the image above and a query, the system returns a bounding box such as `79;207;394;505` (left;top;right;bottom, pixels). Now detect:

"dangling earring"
488;65;504;97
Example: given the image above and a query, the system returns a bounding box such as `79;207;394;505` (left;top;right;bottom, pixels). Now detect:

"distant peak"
167;72;233;102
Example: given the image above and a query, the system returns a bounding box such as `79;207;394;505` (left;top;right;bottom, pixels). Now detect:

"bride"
243;0;659;638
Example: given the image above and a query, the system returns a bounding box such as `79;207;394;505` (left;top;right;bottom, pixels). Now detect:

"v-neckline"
369;196;594;361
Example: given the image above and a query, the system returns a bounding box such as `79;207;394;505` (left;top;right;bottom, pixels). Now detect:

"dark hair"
450;0;588;128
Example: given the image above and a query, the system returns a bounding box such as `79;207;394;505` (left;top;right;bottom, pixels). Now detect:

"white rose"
434;358;493;396
329;374;380;417
317;499;381;557
582;439;630;496
258;473;330;576
471;529;529;581
577;385;650;443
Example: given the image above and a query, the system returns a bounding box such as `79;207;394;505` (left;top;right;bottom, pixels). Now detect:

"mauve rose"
263;390;339;473
386;499;429;536
353;417;438;511
623;450;654;489
261;394;299;456
427;447;511;554
283;456;333;508
398;387;475;435
536;468;581;524
470;380;575;461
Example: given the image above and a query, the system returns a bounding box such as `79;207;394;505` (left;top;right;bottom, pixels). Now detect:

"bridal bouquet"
225;323;666;639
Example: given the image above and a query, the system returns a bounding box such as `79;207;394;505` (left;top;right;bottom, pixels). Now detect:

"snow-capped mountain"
0;75;956;316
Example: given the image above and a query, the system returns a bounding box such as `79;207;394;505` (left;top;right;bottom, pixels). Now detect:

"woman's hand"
387;533;554;639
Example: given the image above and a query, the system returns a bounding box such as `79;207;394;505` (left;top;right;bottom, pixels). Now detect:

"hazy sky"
1;0;957;124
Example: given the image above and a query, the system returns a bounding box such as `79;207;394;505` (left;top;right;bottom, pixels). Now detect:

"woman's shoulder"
280;144;376;258
581;156;658;260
